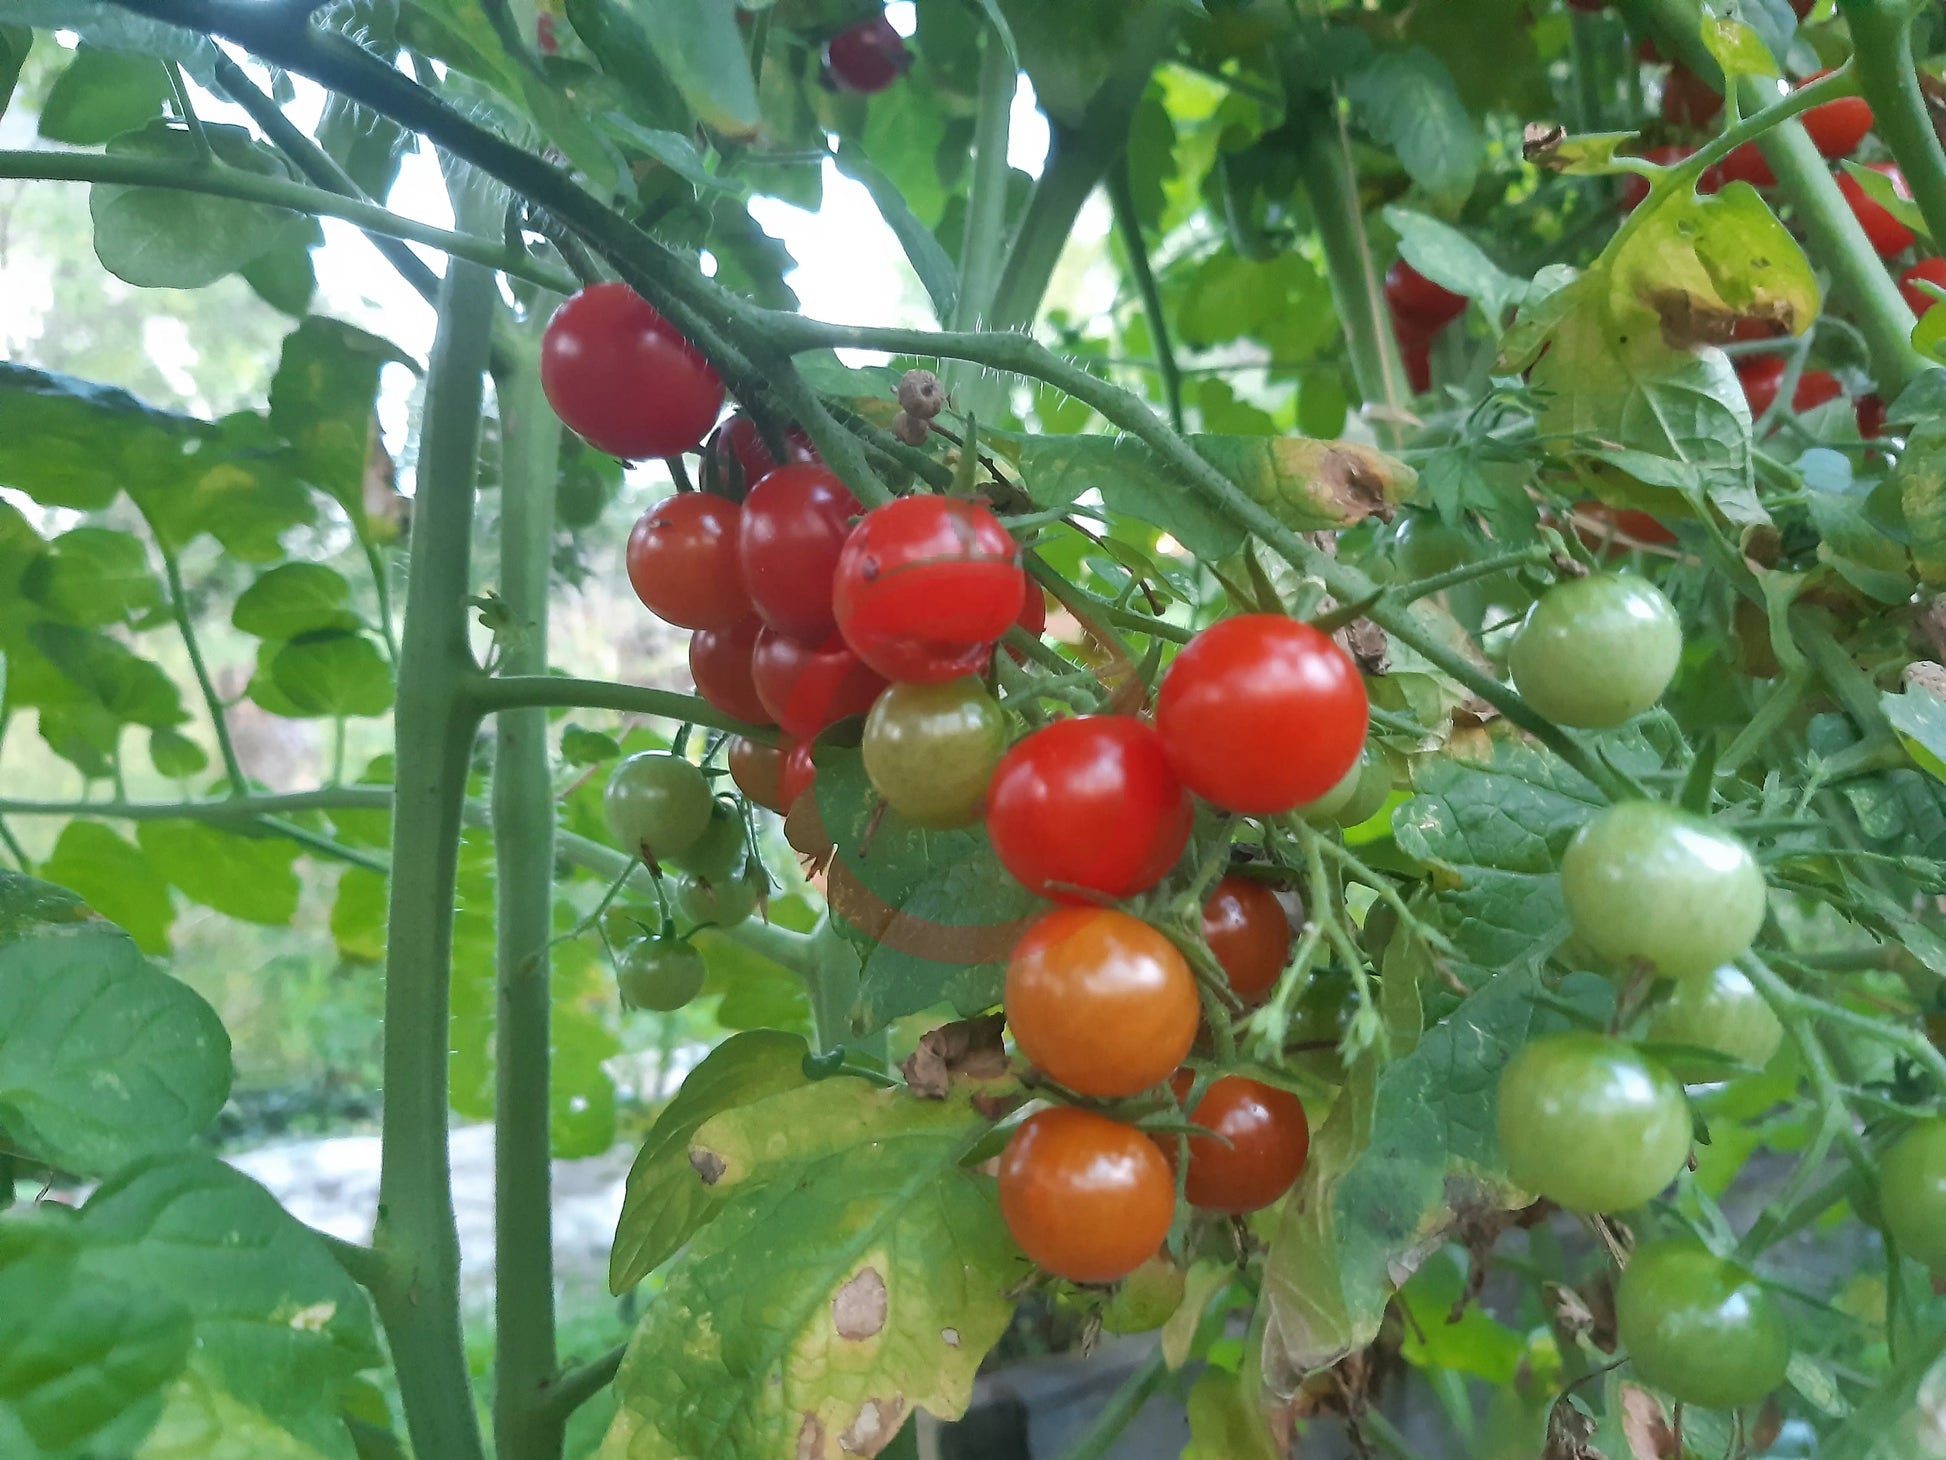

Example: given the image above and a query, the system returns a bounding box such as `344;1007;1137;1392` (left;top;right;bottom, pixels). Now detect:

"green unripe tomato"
1100;1254;1187;1334
1335;751;1393;828
1286;967;1358;1083
1561;801;1766;982
1509;573;1682;728
1496;1032;1691;1213
861;678;1007;830
1879;1117;1946;1271
1296;754;1362;824
1616;1240;1790;1410
1648;965;1783;1069
615;935;706;1012
668;802;747;883
673;867;759;928
605;752;713;862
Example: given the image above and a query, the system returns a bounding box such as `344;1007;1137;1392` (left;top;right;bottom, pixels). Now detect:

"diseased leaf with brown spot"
833;1267;888;1341
901;1014;1012;1099
1543;1394;1603;1460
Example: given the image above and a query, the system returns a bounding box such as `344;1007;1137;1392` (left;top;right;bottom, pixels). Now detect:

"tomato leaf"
1344;48;1482;207
22;527;162;628
264;632;395;719
0;360;210;513
38;823;175;957
135;821;301;927
268;317;414;537
232;563;361;641
618;0;761;139
38;43;172;146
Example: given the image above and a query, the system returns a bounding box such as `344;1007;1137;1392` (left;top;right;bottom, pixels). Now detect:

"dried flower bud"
897;368;944;420
891;409;931;446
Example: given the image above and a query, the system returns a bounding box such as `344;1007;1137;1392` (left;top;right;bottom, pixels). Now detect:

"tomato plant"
1507;572;1682;729
615;934;706;1012
748;624;887;739
738;464;862;643
861;677;1007;829
687;615;771;726
998;1107;1174;1285
1615;1241;1791;1410
604;752;714;863
540;283;724;459
1648;963;1785;1068
1170;1074;1311;1215
623;492;751;631
1200;875;1291;1006
1879;1118;1946;1272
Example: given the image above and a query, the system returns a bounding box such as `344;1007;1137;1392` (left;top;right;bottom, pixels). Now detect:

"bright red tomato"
1392;314;1433;394
1800;72;1873;159
1738;356;1843;417
823;14;910;94
778;740;816;812
540;284;723;459
1661;66;1721;127
739;465;862;643
689;617;771;726
1901;258;1946;316
624;493;750;630
998;1107;1174;1285
1840;163;1915;256
1168;1074;1311;1214
1383;261;1466;329
832;496;1024;682
1156;616;1368;815
727;736;784;812
749;627;886;739
986;717;1193;903
1719;142;1775;189
708;415;817;495
1200;876;1290;1005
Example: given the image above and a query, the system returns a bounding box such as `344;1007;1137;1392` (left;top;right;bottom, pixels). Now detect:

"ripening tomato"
862;678;1007;829
1616;1241;1791;1410
540;284;723;459
739;465;862;643
823;13;911;95
750;627;887;739
778;740;817;812
1880;1117;1946;1271
689;617;771;726
999;1107;1175;1284
624;493;750;631
1008;585;1049;662
1799;71;1873;160
708;415;815;496
1508;573;1682;729
1168;1073;1310;1213
1384;261;1466;329
1005;907;1199;1097
986;717;1193;903
1840;163;1916;256
833;496;1024;682
1900;258;1946;316
668;801;747;883
1201;876;1290;1005
1156;616;1368;815
727;736;784;812
1661;66;1721;127
1719;142;1776;189
1738;356;1844;418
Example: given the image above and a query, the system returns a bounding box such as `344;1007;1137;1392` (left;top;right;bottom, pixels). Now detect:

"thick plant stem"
371;257;496;1460
946;27;1016;418
159;549;246;793
488;326;565;1460
1107;156;1184;431
1842;1;1946;256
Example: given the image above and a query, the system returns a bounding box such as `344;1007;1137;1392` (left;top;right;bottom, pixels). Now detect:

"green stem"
1840;1;1946;253
370;254;496;1460
364;542;401;664
541;1344;626;1423
0;790;390;820
165;61;214;161
948;26;1016;421
489;325;565;1460
1395;547;1551;603
158;549;246;793
986;126;1107;335
0;149;573;292
1107;156;1184;431
470;674;778;738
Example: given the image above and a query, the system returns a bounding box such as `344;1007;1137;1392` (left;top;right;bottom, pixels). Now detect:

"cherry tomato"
727;736;784;812
1880;1117;1946;1271
1856;393;1888;439
1738;356;1843;417
862;678;1007;829
998;1106;1174;1284
707;415;816;496
1616;1241;1791;1410
605;752;713;862
833;495;1024;683
1840;163;1915;257
1156;616;1368;815
1799;71;1873;160
739;465;862;643
750;626;887;740
823;13;911;95
1005;907;1199;1098
1900;257;1946;316
1299;748;1391;827
1561;802;1767;981
778;740;817;812
540;284;723;459
1496;1032;1692;1212
673;866;759;928
1648;964;1783;1069
1007;586;1050;662
689;617;771;727
615;935;705;1012
668;801;747;883
1719;142;1775;189
1170;1074;1310;1214
1201;876;1290;1005
1661;66;1721;127
1508;573;1682;729
1395;323;1433;395
1383;261;1466;329
624;494;750;630
986;717;1192;903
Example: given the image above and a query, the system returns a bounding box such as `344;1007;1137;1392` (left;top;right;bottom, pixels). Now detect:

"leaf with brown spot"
1618;1383;1679;1460
900;1014;1013;1099
833;1268;888;1341
1543;1394;1604;1460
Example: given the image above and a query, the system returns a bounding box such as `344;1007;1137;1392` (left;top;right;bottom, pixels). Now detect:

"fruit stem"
1840;0;1946;256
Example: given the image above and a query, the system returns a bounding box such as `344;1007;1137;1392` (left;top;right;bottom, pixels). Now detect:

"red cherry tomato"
1661;66;1721;127
1840;164;1915;256
1393;314;1433;394
1383;261;1466;330
1156;616;1368;815
1856;393;1888;439
1739;357;1843;417
1794;370;1844;410
1168;1074;1311;1214
1719;142;1776;189
823;14;910;95
624;493;751;631
540;284;723;459
750;627;887;740
778;740;816;812
739;466;862;643
535;12;558;54
708;415;817;495
833;496;1024;683
1900;258;1946;316
689;617;771;726
728;736;784;812
1800;72;1873;159
986;717;1193;903
1201;876;1291;1005
998;1107;1174;1285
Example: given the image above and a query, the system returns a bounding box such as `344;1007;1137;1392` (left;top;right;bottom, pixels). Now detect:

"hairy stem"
946;27;1017;418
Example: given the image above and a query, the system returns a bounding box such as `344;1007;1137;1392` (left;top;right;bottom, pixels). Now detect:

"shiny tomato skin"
823;13;911;95
540;284;723;459
689;617;771;726
708;415;817;495
1201;876;1291;1005
625;493;751;631
1172;1075;1311;1214
727;736;784;812
986;717;1193;903
1384;261;1466;329
778;740;817;812
1508;572;1682;729
1800;72;1873;159
750;626;887;740
861;678;1007;829
1840;164;1916;256
998;1107;1175;1285
1006;908;1199;1097
739;465;863;643
1661;66;1721;127
1900;257;1946;316
1880;1117;1946;1271
833;496;1025;683
1616;1241;1791;1410
1395;319;1433;394
1156;616;1368;815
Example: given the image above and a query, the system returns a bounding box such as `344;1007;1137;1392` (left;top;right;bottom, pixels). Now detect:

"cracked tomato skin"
1170;1074;1310;1214
541;284;723;459
739;465;862;644
1616;1241;1791;1410
985;717;1192;903
998;1106;1175;1284
1004;907;1199;1098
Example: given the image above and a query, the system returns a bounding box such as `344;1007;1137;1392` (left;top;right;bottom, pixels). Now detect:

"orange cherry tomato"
998;1106;1174;1284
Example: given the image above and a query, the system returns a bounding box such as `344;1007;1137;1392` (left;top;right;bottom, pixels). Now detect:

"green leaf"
37;702;120;781
621;0;760;138
39;42;171;145
148;727;208;779
600;117;747;196
836;140;960;325
1382;206;1529;322
91;121;301;289
329;867;387;964
28;623;187;728
560;725;622;766
564;0;692;135
264;633;394;719
0;869;98;942
1175;250;1336;359
135;821;301;926
609;1030;811;1293
268;318;413;532
1396;1251;1526;1384
241;215;323;318
0;360;211;512
0;27;30;118
0;917;229;1176
1700;16;1780;81
1896;418;1946;586
1840;158;1928;241
21;526;162;627
1610;182;1821;344
601;1081;1024;1458
0;2;215;78
1344;48;1482;208
39;823;175;957
127;415;318;563
1884;684;1946;785
993;0;1164;129
696;929;813;1035
232;563;360;641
